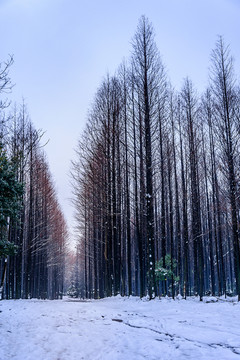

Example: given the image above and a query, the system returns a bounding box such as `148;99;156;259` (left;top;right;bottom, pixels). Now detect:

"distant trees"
0;57;68;300
72;17;240;300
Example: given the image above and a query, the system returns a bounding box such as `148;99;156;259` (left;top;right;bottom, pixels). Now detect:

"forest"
0;57;67;300
71;16;240;301
1;15;240;303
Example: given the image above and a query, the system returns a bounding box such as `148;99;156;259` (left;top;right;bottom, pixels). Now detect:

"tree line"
0;57;68;300
72;16;240;301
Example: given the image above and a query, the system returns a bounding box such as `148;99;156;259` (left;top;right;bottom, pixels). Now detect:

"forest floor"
0;295;240;360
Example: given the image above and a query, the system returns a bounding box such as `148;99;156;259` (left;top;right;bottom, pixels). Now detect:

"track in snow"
0;296;240;360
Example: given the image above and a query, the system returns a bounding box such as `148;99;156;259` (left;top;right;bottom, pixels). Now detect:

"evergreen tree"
0;143;23;257
0;143;23;299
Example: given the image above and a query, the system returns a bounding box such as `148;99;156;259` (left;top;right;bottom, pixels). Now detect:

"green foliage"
155;254;179;283
0;144;23;257
67;283;78;298
0;240;18;256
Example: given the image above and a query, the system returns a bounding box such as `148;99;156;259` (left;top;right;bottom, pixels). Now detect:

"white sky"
1;0;239;248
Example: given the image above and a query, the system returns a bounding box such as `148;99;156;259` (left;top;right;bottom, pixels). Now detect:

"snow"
0;296;240;360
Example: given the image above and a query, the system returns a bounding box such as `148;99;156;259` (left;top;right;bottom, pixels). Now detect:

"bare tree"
131;15;163;298
210;36;240;300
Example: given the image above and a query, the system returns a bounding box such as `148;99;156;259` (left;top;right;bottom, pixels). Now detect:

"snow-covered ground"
0;296;240;360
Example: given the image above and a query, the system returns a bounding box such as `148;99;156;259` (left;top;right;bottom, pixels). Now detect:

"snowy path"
0;296;240;360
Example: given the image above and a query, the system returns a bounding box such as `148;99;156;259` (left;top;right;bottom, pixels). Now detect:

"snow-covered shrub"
155;254;179;283
67;283;78;298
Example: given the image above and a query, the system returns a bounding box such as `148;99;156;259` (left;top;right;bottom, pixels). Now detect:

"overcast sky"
1;0;239;248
